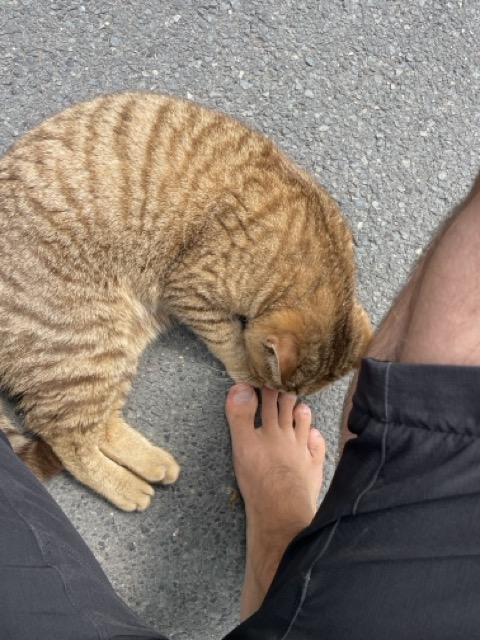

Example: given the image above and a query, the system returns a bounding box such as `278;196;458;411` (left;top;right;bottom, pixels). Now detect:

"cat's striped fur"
0;93;371;510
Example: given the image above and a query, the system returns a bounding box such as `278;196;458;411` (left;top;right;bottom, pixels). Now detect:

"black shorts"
226;358;480;639
2;358;480;639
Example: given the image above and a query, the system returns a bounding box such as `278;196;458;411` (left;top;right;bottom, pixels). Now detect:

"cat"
0;92;371;511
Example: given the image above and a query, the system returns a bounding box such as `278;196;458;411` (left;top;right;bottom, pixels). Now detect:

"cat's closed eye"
234;314;249;330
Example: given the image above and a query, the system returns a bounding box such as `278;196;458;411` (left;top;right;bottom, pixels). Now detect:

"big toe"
225;384;258;438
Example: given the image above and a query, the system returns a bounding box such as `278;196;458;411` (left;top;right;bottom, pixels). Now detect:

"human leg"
225;386;325;621
224;172;480;639
340;169;480;446
399;187;480;364
0;426;167;640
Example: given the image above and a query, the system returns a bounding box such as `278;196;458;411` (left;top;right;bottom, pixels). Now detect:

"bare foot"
226;384;325;621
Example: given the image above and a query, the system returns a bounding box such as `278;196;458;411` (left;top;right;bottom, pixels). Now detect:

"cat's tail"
0;405;63;481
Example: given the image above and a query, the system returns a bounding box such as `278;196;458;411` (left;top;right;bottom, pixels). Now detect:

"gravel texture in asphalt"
1;1;479;638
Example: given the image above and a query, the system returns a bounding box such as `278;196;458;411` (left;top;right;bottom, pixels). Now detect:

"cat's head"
241;293;372;395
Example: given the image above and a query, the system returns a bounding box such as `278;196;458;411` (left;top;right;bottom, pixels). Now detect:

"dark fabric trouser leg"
0;428;167;640
225;358;480;640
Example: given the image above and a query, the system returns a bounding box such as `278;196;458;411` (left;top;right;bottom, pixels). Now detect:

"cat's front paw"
62;450;156;512
129;444;180;485
154;451;180;484
100;417;180;487
51;417;180;511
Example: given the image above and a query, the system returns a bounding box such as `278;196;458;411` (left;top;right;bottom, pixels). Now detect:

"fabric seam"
352;421;390;516
280;519;341;640
353;360;391;516
384;361;391;423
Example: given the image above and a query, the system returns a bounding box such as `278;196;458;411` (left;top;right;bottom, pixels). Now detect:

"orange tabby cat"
0;93;371;510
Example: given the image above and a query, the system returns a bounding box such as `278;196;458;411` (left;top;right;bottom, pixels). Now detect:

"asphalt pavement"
1;1;479;638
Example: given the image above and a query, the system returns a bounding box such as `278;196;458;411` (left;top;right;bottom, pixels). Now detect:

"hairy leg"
226;385;325;620
340;171;480;447
399;190;480;364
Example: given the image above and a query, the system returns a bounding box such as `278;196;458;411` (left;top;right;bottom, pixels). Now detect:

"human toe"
293;402;312;443
278;392;297;430
261;387;280;430
307;427;326;461
226;384;258;437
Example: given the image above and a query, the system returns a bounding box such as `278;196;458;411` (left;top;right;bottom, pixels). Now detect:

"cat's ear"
264;334;298;385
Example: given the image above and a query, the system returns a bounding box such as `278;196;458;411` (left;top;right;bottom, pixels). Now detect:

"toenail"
298;403;311;414
232;384;255;403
